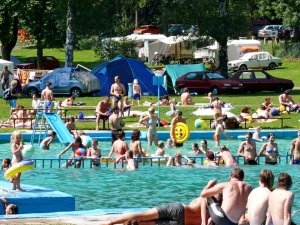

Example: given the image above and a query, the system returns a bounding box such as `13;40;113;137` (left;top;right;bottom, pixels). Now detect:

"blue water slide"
43;113;74;146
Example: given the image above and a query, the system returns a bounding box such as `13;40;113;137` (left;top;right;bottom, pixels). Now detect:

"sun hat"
133;79;138;84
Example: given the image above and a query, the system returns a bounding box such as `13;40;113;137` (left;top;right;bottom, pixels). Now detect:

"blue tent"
91;55;167;96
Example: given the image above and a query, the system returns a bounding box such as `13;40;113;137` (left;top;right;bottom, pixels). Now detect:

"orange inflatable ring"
174;122;190;144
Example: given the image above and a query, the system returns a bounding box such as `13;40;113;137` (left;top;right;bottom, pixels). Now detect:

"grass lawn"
6;44;299;133
1;90;299;133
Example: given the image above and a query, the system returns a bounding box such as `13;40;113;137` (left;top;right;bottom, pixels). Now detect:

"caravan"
194;39;261;68
227;39;261;61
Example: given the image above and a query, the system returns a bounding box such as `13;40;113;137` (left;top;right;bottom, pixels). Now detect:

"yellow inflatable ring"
174;122;190;144
4;160;34;179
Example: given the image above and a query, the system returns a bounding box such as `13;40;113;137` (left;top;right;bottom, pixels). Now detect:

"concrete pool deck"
0;208;148;224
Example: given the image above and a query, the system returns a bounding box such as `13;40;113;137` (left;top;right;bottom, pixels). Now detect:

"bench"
76;116;110;130
242;117;291;129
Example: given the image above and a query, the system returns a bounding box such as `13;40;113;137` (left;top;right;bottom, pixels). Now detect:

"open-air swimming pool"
0;131;299;223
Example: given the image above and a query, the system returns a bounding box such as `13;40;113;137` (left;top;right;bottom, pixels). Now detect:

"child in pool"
87;139;102;167
10;131;24;191
155;141;165;156
1;158;11;172
192;143;201;154
117;150;137;171
253;126;267;141
166;138;174;148
40;131;57;150
1;197;18;214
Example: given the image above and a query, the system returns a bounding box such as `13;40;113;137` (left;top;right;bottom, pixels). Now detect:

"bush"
77;37;95;50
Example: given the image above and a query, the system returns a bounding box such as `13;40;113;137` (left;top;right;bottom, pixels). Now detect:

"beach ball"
194;119;207;129
279;105;285;112
271;108;279;116
81;136;92;148
75;148;86;157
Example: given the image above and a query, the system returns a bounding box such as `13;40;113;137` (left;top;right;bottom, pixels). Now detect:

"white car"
258;25;282;38
228;52;282;71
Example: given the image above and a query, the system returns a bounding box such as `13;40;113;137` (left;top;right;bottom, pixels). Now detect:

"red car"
230;70;294;92
175;71;243;95
133;25;160;34
15;56;60;70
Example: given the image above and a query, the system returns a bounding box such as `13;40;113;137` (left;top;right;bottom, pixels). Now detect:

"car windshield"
206;72;225;79
240;54;253;60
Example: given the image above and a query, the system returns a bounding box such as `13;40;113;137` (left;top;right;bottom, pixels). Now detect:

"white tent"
146;36;196;63
0;59;14;95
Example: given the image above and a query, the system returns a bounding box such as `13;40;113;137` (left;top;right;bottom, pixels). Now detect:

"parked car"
257;25;282;38
23;67;100;97
133;25;160;34
168;24;198;35
277;26;291;39
227;52;282;71
230;70;294;93
15;56;60;70
175;71;243;95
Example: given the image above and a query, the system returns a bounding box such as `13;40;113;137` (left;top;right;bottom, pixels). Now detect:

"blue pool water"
0;137;299;223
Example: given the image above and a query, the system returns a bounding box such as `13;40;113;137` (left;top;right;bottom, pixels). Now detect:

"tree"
0;0;20;60
255;0;300;42
160;0;250;76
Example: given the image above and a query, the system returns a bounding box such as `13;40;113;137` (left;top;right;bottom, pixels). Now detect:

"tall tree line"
0;0;299;70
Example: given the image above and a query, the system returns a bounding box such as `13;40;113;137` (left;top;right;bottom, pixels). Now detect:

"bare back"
268;189;294;225
247;187;270;225
41;88;53;102
222;181;252;223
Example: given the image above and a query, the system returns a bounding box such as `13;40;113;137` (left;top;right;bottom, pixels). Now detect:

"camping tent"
91;55;167;96
0;59;14;95
163;64;205;93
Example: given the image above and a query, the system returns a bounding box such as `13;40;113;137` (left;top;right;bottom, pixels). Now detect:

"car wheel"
239;65;248;71
28;87;38;97
268;62;277;70
276;84;286;92
70;87;82;97
211;86;219;95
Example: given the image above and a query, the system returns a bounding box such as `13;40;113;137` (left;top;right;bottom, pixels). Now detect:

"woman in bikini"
258;134;279;165
107;130;128;163
139;107;158;147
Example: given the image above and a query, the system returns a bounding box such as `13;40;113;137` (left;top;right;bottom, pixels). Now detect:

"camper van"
227;39;261;61
194;39;261;68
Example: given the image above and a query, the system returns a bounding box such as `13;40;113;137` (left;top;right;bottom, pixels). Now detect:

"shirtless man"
289;129;300;165
95;96;111;130
238;132;258;165
41;81;54;112
129;129;144;157
110;76;126;110
247;169;274;225
266;173;295;225
62;96;75;106
278;90;294;112
200;167;253;225
180;88;194;105
109;106;125;144
170;110;186;147
101;196;206;225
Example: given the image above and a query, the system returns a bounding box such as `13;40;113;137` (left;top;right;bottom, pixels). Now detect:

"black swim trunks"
174;143;183;147
155;202;185;225
207;197;238;225
244;159;258;165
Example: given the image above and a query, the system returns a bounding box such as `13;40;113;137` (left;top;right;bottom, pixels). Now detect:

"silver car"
23;67;100;97
258;25;282;38
228;52;282;71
